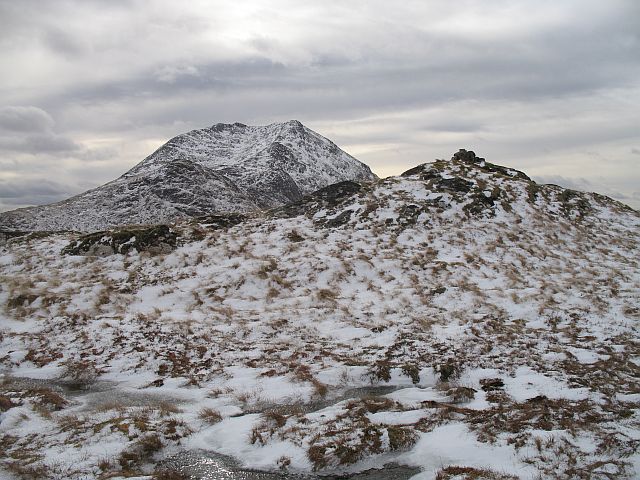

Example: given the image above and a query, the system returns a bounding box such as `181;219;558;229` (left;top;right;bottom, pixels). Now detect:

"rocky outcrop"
61;225;177;256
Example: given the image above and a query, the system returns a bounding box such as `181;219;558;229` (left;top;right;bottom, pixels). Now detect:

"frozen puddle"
164;385;421;480
160;450;420;480
2;375;184;410
244;385;403;415
1;375;116;397
160;450;293;479
3;377;422;479
78;387;185;410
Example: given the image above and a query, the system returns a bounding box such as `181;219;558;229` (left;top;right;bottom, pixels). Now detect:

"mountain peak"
402;149;531;183
283;119;303;127
0;122;376;232
208;122;248;132
210;119;303;132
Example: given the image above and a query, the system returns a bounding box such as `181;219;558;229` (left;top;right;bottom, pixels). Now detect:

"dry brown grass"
0;394;17;412
316;288;337;302
118;433;163;469
387;425;419;451
59;358;102;386
198;408;222;424
447;386;476;404
435;465;518;479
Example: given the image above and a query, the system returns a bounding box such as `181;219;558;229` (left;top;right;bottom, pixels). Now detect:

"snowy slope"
1;150;639;479
0;120;376;232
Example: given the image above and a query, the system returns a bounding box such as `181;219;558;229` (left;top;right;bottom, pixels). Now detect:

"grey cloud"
0;105;117;164
421;121;484;133
0;178;69;199
6;134;81;154
43;49;637;139
155;65;201;84
41;134;81;154
0;177;73;211
44;33;637;112
77;146;118;162
0;106;81;154
0;106;54;132
24;1;639;123
631;148;640;155
43;27;87;58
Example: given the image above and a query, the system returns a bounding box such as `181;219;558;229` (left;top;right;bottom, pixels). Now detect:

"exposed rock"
311;181;363;203
0;230;58;247
62;225;177;256
558;188;593;218
0;230;29;246
437;177;473;194
400;162;447;179
480;378;505;392
479;161;531;181
397;205;424;225
271;181;363;219
463;186;502;215
193;213;247;230
400;165;427;177
452;148;484;163
322;209;354;228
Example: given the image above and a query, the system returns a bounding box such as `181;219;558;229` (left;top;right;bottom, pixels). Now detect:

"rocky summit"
1;150;638;479
0;120;376;232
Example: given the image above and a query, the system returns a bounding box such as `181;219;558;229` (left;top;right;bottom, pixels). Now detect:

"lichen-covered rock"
62;225;177;256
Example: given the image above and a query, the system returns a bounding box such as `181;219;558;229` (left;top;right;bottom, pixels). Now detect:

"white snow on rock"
0;120;376;232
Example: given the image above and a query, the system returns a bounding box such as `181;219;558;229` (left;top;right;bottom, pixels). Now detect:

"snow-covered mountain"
0;120;376;232
1;151;639;479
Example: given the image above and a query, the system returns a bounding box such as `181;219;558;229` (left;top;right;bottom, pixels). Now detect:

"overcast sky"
1;0;639;211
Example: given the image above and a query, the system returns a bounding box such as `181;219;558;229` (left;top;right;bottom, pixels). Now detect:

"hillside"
1;150;639;479
0;120;376;232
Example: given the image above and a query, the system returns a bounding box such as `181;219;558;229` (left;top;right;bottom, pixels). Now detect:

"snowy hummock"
1;155;639;479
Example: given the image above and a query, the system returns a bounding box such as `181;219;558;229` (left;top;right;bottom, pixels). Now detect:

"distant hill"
0;120;376;232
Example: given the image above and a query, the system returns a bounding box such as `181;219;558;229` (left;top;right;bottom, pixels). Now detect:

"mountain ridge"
0;120;377;232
